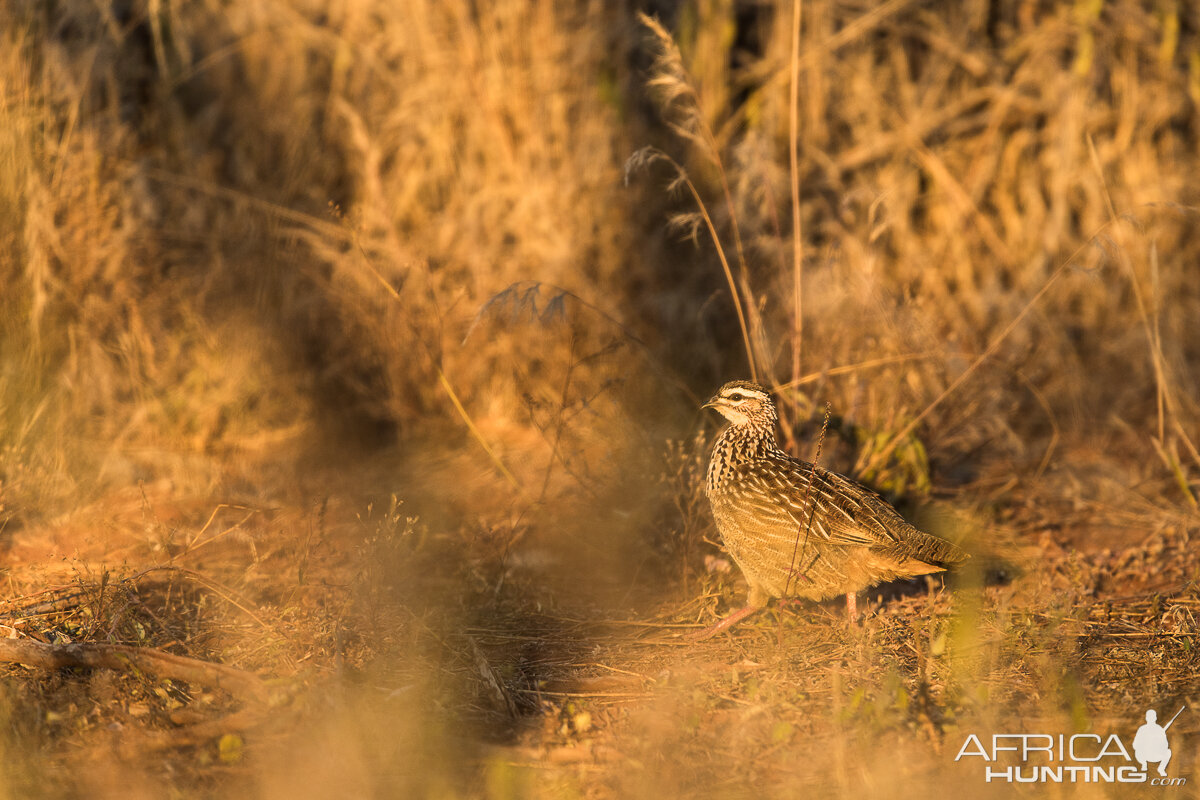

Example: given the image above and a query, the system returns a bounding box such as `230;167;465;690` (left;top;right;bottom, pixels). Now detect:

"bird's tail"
890;524;969;567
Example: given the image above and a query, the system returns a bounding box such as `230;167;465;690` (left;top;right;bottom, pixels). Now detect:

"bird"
696;379;967;639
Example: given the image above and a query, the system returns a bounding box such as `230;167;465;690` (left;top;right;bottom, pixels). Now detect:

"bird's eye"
728;393;744;401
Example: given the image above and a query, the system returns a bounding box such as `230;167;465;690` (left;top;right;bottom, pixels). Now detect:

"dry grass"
1;0;1198;797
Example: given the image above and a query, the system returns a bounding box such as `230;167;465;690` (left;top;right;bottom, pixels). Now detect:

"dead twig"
0;638;271;705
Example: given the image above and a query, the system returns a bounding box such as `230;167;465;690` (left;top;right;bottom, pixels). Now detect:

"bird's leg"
688;604;762;641
845;591;859;624
690;585;770;640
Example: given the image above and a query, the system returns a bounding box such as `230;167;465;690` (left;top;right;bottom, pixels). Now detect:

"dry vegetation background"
1;0;1199;797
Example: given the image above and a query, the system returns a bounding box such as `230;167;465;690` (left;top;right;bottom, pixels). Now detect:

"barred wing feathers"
718;455;967;568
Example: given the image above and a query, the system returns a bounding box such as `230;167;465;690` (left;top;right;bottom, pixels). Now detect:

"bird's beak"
702;395;721;410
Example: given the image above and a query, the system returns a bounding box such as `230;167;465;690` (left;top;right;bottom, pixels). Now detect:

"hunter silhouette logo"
955;705;1187;785
1134;707;1184;777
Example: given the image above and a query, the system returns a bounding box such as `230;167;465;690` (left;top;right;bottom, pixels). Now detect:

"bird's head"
702;380;776;427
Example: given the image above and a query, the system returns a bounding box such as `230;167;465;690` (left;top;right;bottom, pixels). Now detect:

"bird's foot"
845;592;859;624
687;604;762;641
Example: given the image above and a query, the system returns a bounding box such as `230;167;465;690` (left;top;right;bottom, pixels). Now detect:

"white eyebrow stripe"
722;389;766;400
